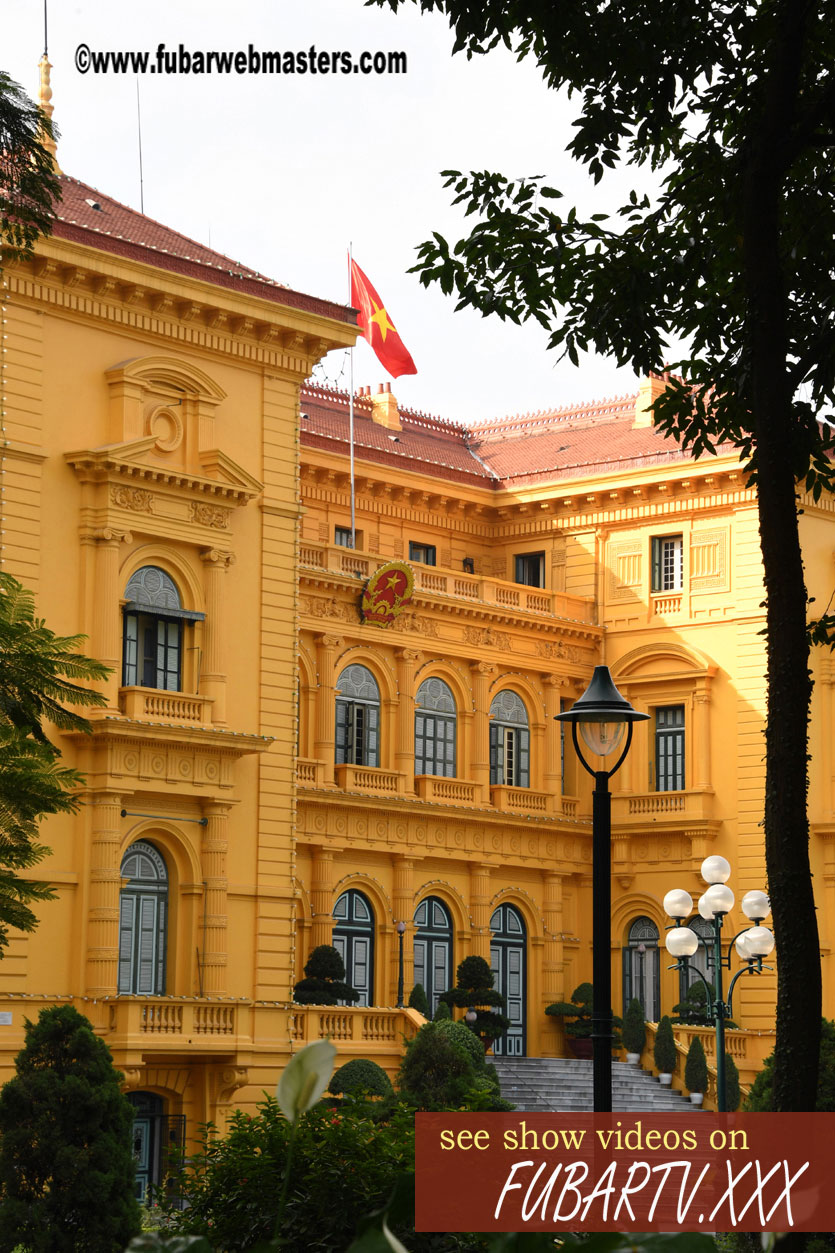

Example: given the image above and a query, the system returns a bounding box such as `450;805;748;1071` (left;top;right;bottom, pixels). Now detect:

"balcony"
296;757;327;786
120;686;213;724
650;591;683;617
299;542;595;624
104;997;251;1057
414;776;484;806
612;788;715;827
333;764;406;794
289;1005;422;1056
490;785;554;816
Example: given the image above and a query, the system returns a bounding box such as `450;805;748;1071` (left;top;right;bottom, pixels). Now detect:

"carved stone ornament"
535;640;583;663
191;502;231;529
360;562;415;628
110;485;154;513
464;626;511;649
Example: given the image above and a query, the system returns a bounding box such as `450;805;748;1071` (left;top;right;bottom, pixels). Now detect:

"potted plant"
654;1015;677;1085
622;997;646;1064
546;983;622;1059
684;1034;708;1105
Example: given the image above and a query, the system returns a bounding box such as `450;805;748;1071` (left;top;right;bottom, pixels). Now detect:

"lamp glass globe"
744;926;775;957
579;719;626;758
698;892;715;920
741;890;770;921
701;855;731;885
663;889;694;920
666;927;700;958
703;882;735;915
735;932;754;960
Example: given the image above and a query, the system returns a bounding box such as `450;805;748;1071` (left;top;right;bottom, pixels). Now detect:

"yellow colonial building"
1;87;834;1195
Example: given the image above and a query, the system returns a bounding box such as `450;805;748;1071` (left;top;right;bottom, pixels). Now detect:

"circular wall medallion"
148;406;184;452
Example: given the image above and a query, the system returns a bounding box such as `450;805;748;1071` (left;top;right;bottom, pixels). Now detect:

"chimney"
369;382;401;431
634;371;668;428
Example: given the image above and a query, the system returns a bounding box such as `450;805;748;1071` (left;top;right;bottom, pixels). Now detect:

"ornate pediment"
65;440;263;508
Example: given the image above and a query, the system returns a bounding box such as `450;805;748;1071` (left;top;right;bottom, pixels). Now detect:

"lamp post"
663;856;774;1111
396;920;407;1008
556;666;648;1112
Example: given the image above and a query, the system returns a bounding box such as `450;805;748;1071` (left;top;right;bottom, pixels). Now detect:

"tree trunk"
742;0;821;1112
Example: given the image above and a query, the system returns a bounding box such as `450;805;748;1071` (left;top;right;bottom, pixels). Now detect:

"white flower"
382;1216;410;1253
276;1039;337;1123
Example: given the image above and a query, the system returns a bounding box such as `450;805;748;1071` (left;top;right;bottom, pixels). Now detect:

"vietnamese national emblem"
360;561;415;627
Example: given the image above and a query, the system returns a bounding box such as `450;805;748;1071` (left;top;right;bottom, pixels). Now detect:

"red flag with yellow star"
350;258;417;378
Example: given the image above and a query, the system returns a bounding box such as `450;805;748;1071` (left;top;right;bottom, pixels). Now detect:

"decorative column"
310;846;335;949
89;528;131;710
395;649;422;787
693;683;712;790
200;548;235;724
200;803;230;995
86;791;123;997
393;855;415;1002
542;871;565;1005
543;676;564;805
470;662;496;802
469;862;494;962
314;634;342;785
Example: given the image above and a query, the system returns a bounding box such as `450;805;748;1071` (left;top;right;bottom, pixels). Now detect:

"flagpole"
348;243;356;550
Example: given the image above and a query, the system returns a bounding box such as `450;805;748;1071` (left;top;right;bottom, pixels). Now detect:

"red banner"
416;1113;835;1232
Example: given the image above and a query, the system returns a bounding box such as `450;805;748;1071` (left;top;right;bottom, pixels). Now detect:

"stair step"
490;1058;696;1113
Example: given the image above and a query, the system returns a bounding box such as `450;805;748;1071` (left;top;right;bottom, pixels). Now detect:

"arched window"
415;678;456;777
122;566;203;692
413;896;453;1017
335;665;380;767
622;916;660;1021
118;841;168;995
333;889;374;1005
490;903;527;1056
489;691;530;787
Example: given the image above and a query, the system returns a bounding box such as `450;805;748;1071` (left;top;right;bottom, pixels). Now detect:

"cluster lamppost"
396;920;407;1008
663;855;775;1111
556;666;648;1113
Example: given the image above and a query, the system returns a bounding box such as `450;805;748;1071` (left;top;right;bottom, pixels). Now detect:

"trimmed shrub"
623;997;646;1054
745;1018;835;1111
546;982;623;1047
396;1021;477;1110
436;1017;486;1068
328;1058;393;1098
408;983;430;1016
684;1035;708;1094
292;944;359;1005
654;1015;677;1074
433;999;451;1021
439;955;510;1049
0;1004;141;1253
723;1052;741;1112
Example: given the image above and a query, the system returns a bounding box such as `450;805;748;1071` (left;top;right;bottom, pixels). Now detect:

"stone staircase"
491;1057;696;1113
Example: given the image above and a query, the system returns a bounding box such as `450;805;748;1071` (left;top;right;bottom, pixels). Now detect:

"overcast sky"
6;0;658;423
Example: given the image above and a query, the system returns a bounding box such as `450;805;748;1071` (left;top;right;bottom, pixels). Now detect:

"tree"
408;982;430;1016
439;955;510;1050
372;0;835;1112
684;1035;708;1097
0;574;108;950
0;1005;140;1251
0;70;60;259
292;943;360;1005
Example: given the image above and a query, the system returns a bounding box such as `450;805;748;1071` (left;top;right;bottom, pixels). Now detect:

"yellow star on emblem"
369;299;397;343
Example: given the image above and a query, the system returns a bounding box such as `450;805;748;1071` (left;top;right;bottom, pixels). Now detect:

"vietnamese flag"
350;258;417;378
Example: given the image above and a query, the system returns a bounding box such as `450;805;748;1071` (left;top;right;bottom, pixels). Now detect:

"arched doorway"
333;889;374;1006
622;916;661;1021
118;842;168;995
413;896;453;1017
490;903;527;1056
127;1092;185;1203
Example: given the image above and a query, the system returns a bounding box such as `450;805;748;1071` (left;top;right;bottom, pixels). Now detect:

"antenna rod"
43;0;48;55
136;80;145;213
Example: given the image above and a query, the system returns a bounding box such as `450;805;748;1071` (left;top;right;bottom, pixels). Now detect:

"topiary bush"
328;1058;393;1099
408;983;430;1016
0;1004;141;1253
723;1052;741;1112
436;1017;486;1068
396;1021;478;1110
439;955;510;1050
622;997;646;1054
292;944;359;1005
433;999;451;1021
546;982;623;1047
684;1035;708;1095
745;1017;835;1111
654;1015;677;1075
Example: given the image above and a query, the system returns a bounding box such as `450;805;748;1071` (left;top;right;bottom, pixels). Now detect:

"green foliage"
546;983;623;1046
0;575;109;951
396;1020;479;1111
684;1035;708;1095
746;1018;835;1111
0;1005;140;1251
292;943;359;1005
408;982;430;1016
435;1016;486;1067
328;1058;393;1098
723;1052;741;1112
0;72;60;260
439;955;510;1048
654;1015;677;1075
433;999;451;1021
622;997;646;1054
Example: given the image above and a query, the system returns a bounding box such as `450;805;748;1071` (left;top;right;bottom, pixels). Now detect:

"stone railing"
612;789;714;826
641;1021;775;1111
120;686;213;724
415;776;483;805
491;785;553;815
296;757;326;786
299;543;595;624
288;1005;423;1058
104;997;247;1051
333;764;406;794
651;592;684;617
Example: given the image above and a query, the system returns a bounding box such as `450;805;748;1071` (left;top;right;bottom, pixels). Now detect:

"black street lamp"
396;920;407;1008
663;856;774;1110
556;665;648;1112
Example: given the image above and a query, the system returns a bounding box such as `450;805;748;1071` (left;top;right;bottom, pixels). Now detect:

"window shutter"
118;894;136;993
335;700;348;764
651;537;662;591
137;896;158;994
518;727;530;787
366;704;379;767
123;615;138;686
622;946;632;1012
489;723;499;784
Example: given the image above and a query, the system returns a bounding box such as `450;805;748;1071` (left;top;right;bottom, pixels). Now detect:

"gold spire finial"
38;53;60;171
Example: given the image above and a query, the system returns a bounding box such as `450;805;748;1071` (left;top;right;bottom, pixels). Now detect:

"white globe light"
744;926;775;957
579;719;626;758
703;882;735;915
666;927;700;958
741;890;770;921
701;855;731;885
663;889;694;920
698;892;715;920
735;931;754;960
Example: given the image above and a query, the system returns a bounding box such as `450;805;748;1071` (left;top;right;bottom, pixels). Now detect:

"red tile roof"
51;175;355;324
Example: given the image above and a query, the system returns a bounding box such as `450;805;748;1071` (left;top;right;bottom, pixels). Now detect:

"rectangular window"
409;542;436;566
489;725;530;787
335;701;379;767
514;552;545;587
123;612;182;691
335;526;354;548
651;535;683;591
655;704;685;791
414;713;456;777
